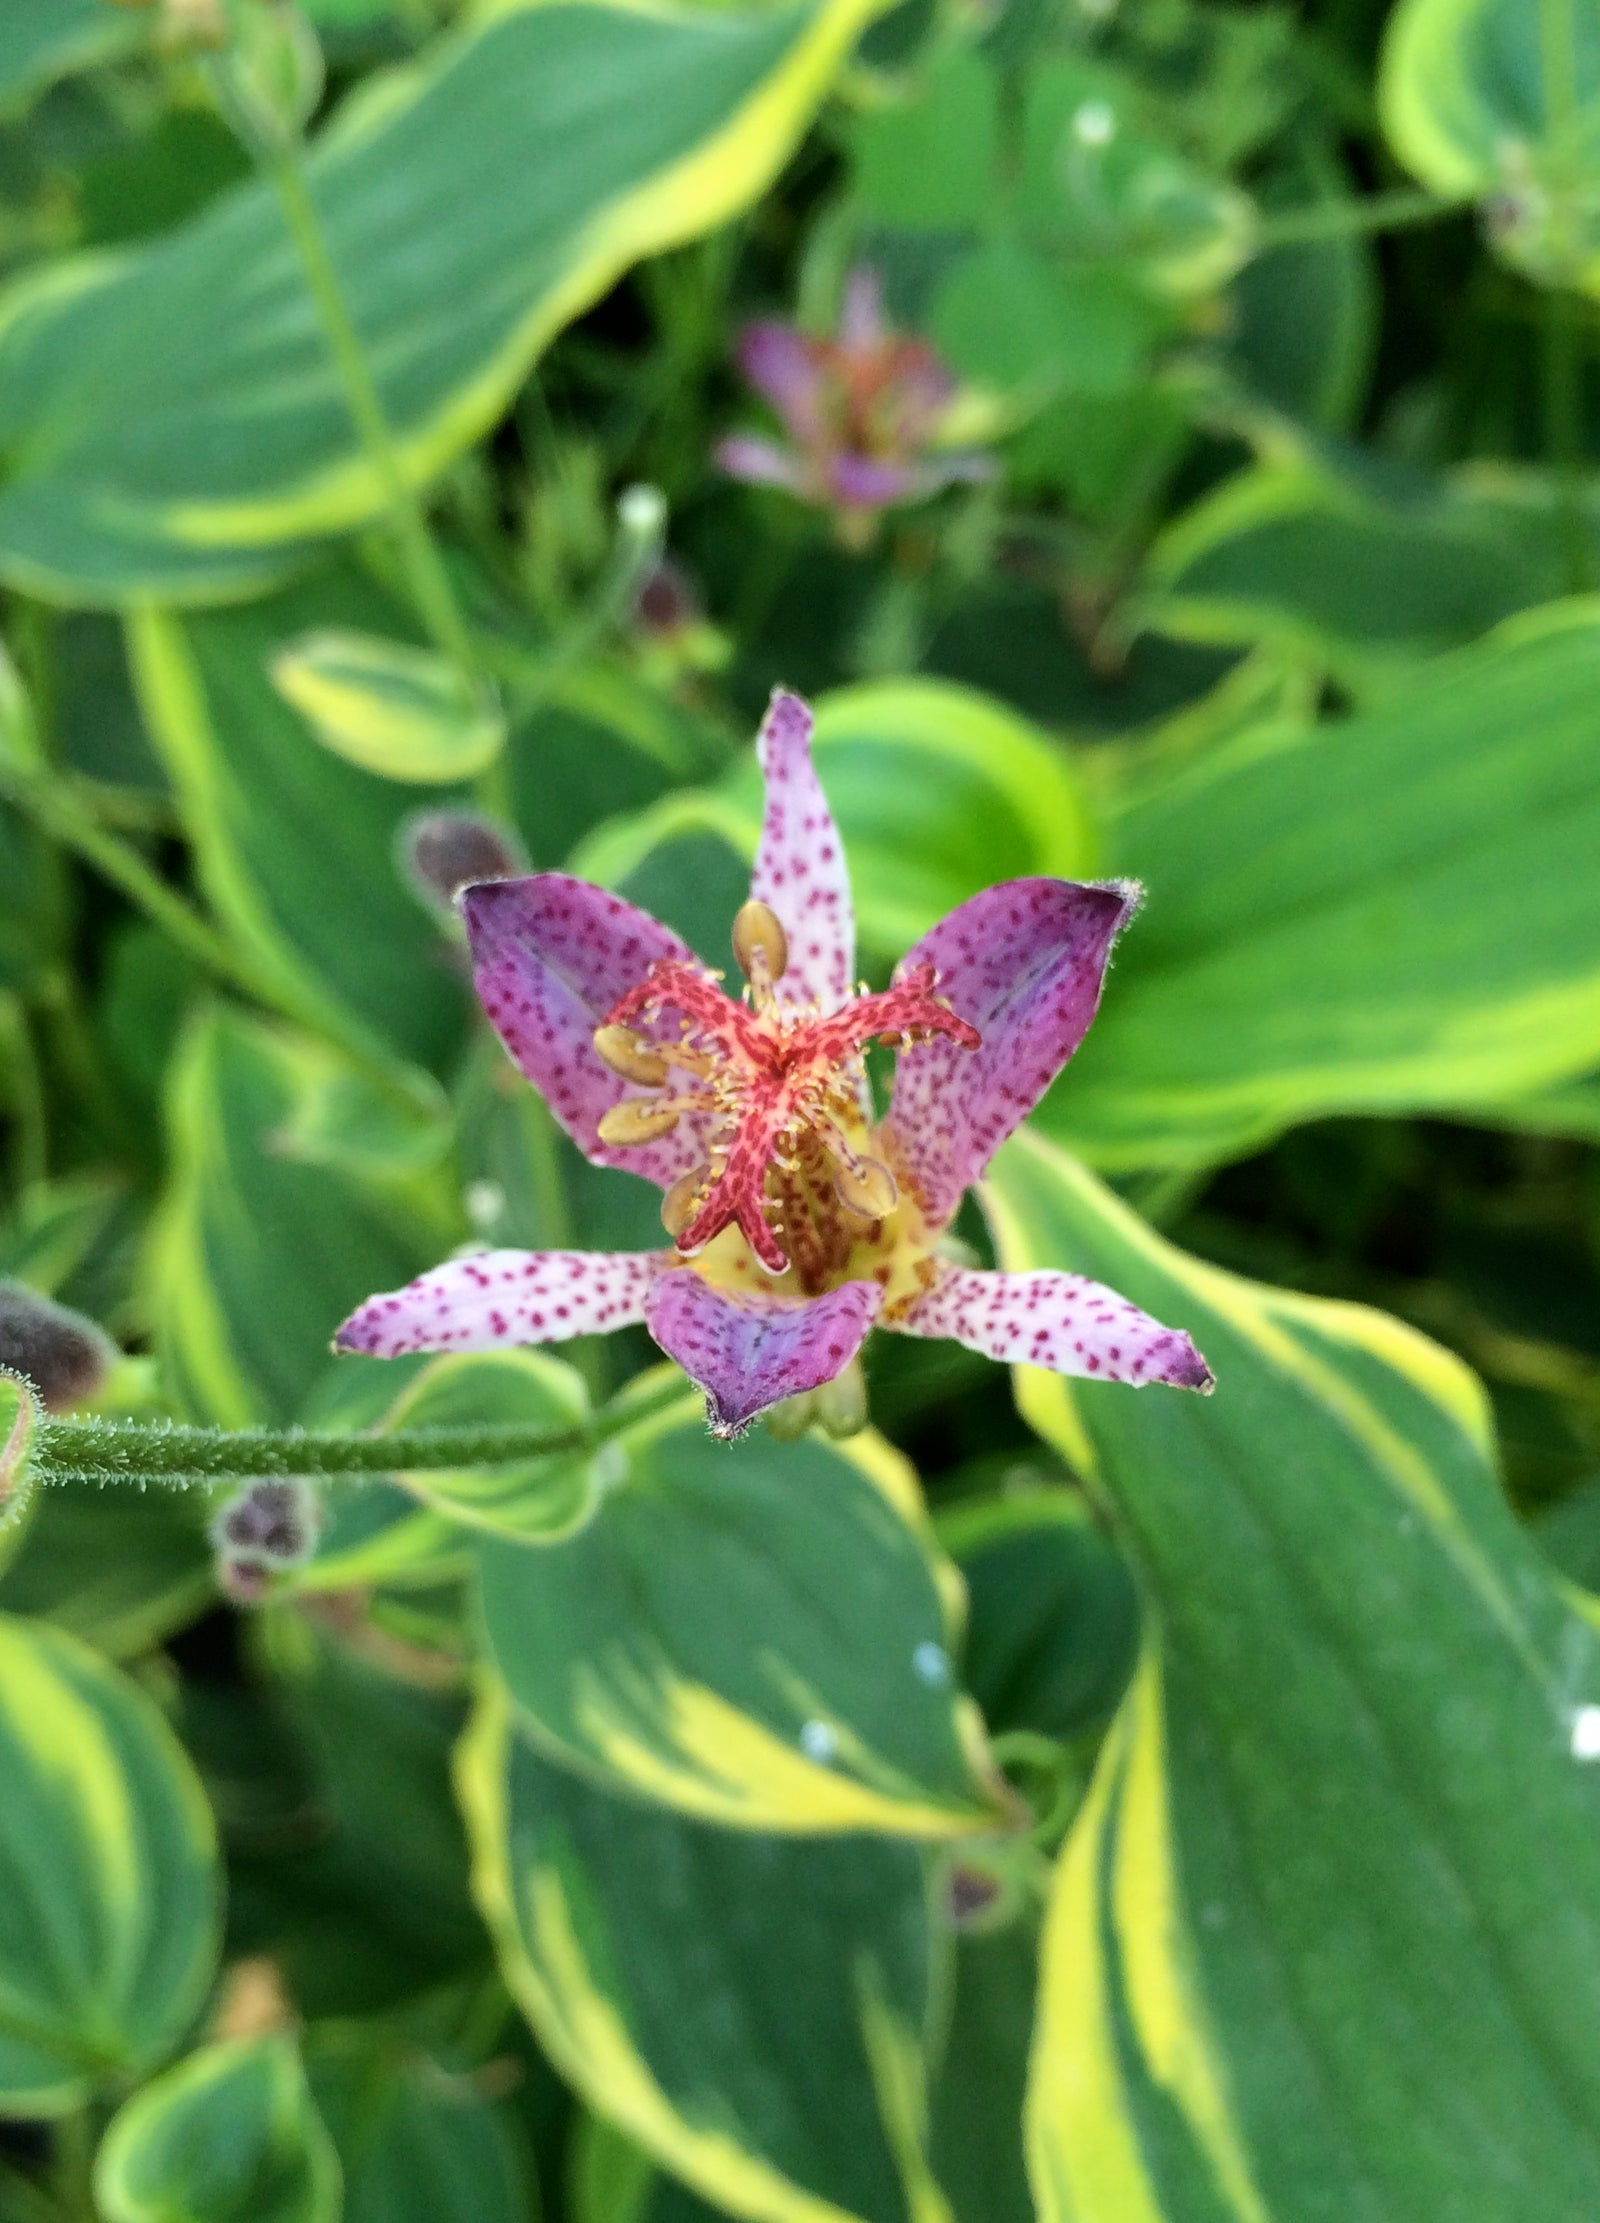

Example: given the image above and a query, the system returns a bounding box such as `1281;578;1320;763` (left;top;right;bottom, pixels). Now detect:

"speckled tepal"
336;689;1213;1437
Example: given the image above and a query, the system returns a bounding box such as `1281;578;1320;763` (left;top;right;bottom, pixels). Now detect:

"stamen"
731;899;789;1009
593;1024;670;1087
831;1152;898;1222
598;1098;695;1145
661;1167;705;1242
597;943;980;1286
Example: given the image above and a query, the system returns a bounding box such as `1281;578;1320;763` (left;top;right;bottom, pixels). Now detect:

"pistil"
591;914;981;1285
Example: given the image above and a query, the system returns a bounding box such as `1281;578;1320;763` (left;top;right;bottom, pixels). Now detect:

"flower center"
593;899;980;1287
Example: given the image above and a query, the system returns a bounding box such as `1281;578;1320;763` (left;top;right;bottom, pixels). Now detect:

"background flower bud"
211;1476;321;1601
0;1283;118;1414
399;810;526;916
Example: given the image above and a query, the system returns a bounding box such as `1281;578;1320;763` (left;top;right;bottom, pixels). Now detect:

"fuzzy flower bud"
400;810;526;916
0;1282;118;1413
211;1476;321;1603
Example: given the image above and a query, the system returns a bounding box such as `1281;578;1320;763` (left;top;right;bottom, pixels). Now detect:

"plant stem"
0;995;47;1190
1250;186;1471;251
1539;0;1580;146
37;1374;691;1488
0;758;278;1005
0;757;439;1119
1540;285;1596;593
263;143;475;673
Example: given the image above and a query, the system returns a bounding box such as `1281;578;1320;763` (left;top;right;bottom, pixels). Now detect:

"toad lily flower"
336;690;1213;1436
715;267;995;546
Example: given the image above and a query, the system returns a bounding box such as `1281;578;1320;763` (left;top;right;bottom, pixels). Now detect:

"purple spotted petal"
461;875;707;1191
736;321;825;442
890;346;960;441
645;1271;882;1439
748;688;856;1014
335;1249;662;1359
886;878;1139;1230
714;432;808;493
828;452;922;512
891;1262;1212;1391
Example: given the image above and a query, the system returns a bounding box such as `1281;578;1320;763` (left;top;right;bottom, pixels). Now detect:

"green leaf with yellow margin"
383;1349;598;1543
1143;460;1584;670
96;2034;341;2223
127;563;481;1076
308;2026;536;2223
982;1128;1600;2222
1380;0;1600;291
0;0;888;601
0;0;133;116
0;1616;220;2117
150;1005;450;1424
0;1484;215;1659
1047;605;1600;1170
269;629;507;786
460;1680;953;2223
477;1397;1009;1839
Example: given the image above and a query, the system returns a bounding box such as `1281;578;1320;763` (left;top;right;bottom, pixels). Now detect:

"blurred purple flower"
715;269;995;543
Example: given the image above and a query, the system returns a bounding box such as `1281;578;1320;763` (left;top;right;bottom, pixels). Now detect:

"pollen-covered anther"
731;898;789;1004
830;1150;898;1222
593;1023;671;1087
661;1168;706;1241
597;1096;704;1146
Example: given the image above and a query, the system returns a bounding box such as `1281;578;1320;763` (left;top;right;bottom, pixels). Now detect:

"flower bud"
763;1390;817;1443
0;1282;118;1413
211;1476;321;1603
814;1356;868;1440
206;0;324;139
632;557;701;642
400;810;525;915
947;1864;1004;1927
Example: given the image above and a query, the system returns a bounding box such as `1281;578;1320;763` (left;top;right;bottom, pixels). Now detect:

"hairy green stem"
38;1375;690;1488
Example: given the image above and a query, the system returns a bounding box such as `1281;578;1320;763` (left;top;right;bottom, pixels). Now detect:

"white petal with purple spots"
335;1249;663;1359
890;1261;1212;1391
749;688;856;1015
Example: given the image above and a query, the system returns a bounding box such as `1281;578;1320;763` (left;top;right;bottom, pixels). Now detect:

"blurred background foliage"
1;0;1599;2217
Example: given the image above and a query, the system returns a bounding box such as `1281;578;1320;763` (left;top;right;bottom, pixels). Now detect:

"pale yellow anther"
832;1152;898;1222
660;1167;704;1242
598;1098;682;1146
593;1024;671;1087
732;899;789;993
